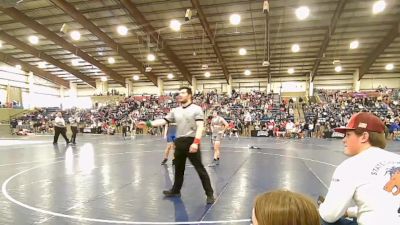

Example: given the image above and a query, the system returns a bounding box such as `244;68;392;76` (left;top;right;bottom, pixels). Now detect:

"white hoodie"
319;147;400;225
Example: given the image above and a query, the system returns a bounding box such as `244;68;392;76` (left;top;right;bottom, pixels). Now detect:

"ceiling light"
15;64;22;70
101;76;107;82
170;19;181;31
205;71;211;78
239;48;247;55
117;25;128;36
295;6;310;20
288;68;295;74
229;14;241;25
350;40;359;49
335;65;342;72
291;44;300;53
373;0;386;14
145;66;152;72
71;59;80;66
244;70;251;76
38;61;46;69
167;73;174;79
147;53;156;61
98;52;103;56
108;57;115;64
0;40;3;48
262;61;270;67
385;63;394;71
28;35;39;45
70;30;81;41
133;75;139;81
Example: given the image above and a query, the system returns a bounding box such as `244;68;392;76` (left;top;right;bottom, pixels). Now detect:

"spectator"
319;112;400;225
389;119;400;140
252;190;320;225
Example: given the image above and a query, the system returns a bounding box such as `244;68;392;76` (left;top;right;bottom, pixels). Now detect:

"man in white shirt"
137;87;214;204
244;112;252;136
285;120;295;137
319;112;400;225
53;112;69;144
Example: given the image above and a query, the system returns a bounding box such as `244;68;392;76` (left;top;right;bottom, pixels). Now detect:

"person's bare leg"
161;143;172;165
214;141;221;160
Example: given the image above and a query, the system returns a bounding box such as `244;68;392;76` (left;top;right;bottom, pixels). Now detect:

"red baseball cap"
334;112;385;134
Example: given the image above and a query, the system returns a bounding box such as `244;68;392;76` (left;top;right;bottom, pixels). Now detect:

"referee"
53;112;70;144
137;87;215;204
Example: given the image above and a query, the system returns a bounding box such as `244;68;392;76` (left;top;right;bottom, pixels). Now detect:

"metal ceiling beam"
265;12;271;84
358;21;400;80
311;0;347;81
120;0;192;84
0;31;96;87
0;52;70;88
49;0;157;86
190;0;230;84
0;7;126;86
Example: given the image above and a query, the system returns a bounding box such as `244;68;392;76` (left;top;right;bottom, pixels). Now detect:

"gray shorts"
212;133;223;142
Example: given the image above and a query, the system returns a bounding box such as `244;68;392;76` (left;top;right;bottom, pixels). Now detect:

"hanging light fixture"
229;14;241;25
335;65;342;72
372;0;386;14
70;30;81;41
169;20;182;31
385;63;394;71
38;61;46;69
108;57;115;64
239;48;247;56
117;25;128;36
71;59;80;66
332;59;342;72
147;53;156;61
295;6;310;20
291;44;300;53
350;40;359;49
28;35;39;45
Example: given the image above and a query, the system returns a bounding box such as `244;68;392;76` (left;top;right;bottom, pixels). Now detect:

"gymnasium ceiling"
0;0;399;88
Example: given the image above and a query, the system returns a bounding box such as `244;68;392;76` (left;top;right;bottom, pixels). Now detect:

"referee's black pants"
53;126;69;144
70;126;78;143
171;137;213;196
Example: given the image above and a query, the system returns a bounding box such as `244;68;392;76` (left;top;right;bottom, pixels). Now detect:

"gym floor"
0;134;398;225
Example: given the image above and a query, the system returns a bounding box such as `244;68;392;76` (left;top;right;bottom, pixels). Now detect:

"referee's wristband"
193;138;201;145
145;121;153;128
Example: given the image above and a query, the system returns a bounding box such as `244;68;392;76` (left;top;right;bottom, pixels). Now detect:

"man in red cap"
319;112;400;225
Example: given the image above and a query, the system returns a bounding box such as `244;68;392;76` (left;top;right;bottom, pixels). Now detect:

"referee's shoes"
163;190;215;204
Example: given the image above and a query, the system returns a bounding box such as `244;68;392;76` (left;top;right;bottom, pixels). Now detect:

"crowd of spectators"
9;88;400;140
302;89;400;139
9;108;57;135
0;100;23;109
93;89;124;96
